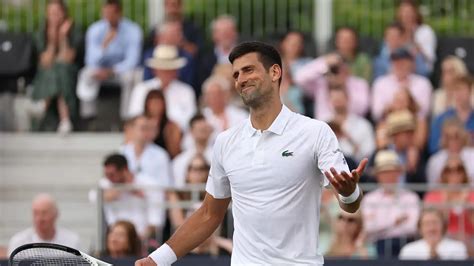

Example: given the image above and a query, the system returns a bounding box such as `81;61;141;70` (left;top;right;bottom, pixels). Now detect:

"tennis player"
135;41;367;266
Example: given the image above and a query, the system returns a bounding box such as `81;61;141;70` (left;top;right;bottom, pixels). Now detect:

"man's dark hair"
103;153;128;170
189;113;206;129
229;41;283;84
104;0;122;10
386;21;405;34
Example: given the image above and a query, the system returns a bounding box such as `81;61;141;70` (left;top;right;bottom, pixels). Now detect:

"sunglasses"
337;215;358;223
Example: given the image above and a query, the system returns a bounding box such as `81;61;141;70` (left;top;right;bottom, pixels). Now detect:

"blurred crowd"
3;0;474;262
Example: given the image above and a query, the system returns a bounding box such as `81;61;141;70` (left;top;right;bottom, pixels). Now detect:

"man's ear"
271;64;282;82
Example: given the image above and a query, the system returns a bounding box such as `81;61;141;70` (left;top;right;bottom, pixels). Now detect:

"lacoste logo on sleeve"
282;150;293;157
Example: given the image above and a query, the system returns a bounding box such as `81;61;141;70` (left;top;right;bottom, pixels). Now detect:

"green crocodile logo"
282;150;293;157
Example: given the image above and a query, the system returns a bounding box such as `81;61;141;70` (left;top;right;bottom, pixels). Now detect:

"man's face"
453;83;471;108
420;212;444;245
102;4;121;27
133;117;156;144
212;19;237;49
157;22;183;46
164;0;182;18
335;29;357;55
104;165;126;183
376;169;401;185
385;27;403;51
232;52;277;108
392;58;413;78
154;69;178;84
191;119;213;143
33;201;57;236
205;83;228;111
392;130;414;150
329;90;348;114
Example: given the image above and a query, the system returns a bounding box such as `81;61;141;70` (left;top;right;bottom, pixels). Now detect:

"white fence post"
314;0;333;55
148;0;165;30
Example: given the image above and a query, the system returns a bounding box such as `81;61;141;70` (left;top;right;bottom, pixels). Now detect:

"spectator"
429;76;474;154
128;45;197;131
195;15;238;95
121;115;172;187
371;47;432;122
26;0;80;133
362;150;420;258
426;118;474;185
173;114;213;188
325;210;376;258
76;0;142;120
373;22;429;79
142;18;195;86
334;26;372;81
396;0;437;73
144;90;182;159
201;75;248;135
280;62;305;114
104;220;142;258
294;53;370;120
424;155;474;254
399;208;467;260
432;56;471;117
279;31;312;76
8;193;80;255
327;88;375;162
98;154;165;239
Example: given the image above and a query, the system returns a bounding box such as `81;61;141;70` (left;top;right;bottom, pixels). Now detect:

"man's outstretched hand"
135;257;157;266
324;158;368;197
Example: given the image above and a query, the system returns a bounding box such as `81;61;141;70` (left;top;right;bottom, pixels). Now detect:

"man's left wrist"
339;185;360;204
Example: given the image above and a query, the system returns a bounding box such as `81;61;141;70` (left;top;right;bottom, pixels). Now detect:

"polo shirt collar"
245;105;292;137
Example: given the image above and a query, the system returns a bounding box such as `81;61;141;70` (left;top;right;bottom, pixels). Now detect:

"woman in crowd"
143;89;182;159
279;62;305;114
432;56;471;116
279;31;312;76
105;220;142;258
325;210;376;258
30;0;80;133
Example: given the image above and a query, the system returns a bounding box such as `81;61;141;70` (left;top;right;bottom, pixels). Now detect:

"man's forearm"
339;192;363;213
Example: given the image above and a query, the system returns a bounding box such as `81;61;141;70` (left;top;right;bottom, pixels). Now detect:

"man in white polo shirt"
136;41;367;266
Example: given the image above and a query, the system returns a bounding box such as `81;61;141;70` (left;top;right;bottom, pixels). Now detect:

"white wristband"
339;185;360;204
149;243;177;266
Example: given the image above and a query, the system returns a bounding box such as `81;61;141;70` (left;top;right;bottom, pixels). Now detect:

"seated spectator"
424;156;474;254
396;0;436;74
371;47;432;122
144;90;182;159
279;31;312;76
195;15;238;95
334;26;372;81
104;220;142;259
373;22;429;79
294;53;370;120
280;62;305;114
376;89;428;151
429;76;474;154
99;154;165;239
173;114;213;188
8;194;80;255
426;118;474;185
142;18;194;86
27;0;80;133
201;75;248;135
432;56;471;117
327;88;375;163
121;115;172;187
325;210;376;258
399;208;468;260
362;150;420;258
128;45;197;131
76;0;142;120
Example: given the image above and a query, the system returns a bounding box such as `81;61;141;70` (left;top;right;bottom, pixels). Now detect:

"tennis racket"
9;243;112;266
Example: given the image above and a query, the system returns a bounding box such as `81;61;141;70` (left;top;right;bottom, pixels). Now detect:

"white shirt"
127;78;197;130
98;175;165;236
8;227;80;255
426;148;474;186
414;24;437;71
399;238;467;260
121;143;173;187
203;106;249;136
172;148;212;188
206;105;349;265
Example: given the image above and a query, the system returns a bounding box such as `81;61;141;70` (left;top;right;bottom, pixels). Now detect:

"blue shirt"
429;108;474;154
85;18;142;74
373;44;429;80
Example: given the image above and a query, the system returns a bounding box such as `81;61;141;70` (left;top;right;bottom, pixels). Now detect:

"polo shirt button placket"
253;131;265;165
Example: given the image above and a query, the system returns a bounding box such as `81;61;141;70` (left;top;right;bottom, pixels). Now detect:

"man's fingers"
325;171;341;190
351;169;360;183
356;158;369;175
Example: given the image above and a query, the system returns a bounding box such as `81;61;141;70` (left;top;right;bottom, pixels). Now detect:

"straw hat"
386;110;416;136
374;150;402;173
146;45;187;70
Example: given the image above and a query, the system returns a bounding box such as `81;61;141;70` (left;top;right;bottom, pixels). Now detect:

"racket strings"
11;247;92;266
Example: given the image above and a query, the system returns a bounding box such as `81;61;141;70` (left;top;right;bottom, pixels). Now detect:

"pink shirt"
361;188;420;241
294;57;370;120
371;73;433;121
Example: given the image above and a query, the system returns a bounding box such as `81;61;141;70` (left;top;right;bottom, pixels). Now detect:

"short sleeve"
314;122;350;187
205;135;231;198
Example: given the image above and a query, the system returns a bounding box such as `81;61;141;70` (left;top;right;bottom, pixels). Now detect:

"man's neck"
249;100;282;131
212;106;226;116
195;140;208;153
134;142;146;158
37;228;55;241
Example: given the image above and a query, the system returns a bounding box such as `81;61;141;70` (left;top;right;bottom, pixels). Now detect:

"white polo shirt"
206;105;349;265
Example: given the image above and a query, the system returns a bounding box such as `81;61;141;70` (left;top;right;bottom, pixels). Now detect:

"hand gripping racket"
9;243;112;266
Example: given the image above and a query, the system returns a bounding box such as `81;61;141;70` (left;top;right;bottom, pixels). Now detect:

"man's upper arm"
205;134;231;198
201;193;231;221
